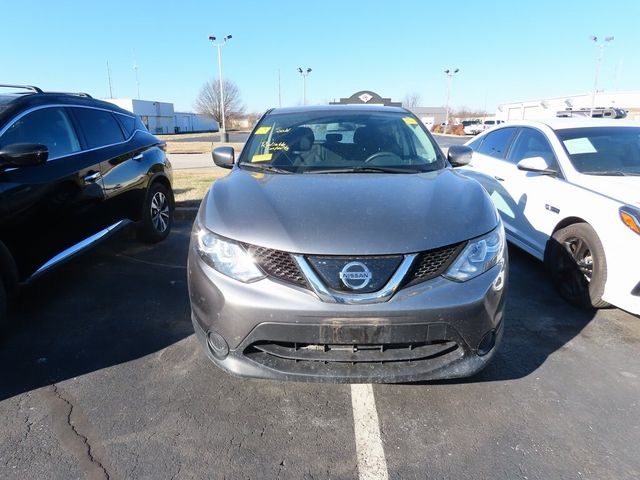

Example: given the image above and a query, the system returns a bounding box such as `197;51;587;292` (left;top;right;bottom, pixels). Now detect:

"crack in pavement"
49;384;110;480
17;393;34;442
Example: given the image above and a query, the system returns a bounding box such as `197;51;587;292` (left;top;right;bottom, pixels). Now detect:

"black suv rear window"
116;114;136;137
72;108;125;149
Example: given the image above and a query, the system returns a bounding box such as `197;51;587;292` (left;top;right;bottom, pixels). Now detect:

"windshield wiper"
239;163;293;174
582;170;640;177
304;166;425;174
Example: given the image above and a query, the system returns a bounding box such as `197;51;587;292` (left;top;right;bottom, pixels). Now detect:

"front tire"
545;223;609;309
138;181;174;244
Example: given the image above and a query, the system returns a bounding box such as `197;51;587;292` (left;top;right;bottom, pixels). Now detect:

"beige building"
496;91;640;122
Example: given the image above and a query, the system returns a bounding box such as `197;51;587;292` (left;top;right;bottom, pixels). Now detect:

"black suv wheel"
138;181;174;243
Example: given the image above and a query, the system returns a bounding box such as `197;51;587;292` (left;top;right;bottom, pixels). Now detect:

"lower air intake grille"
246;341;458;364
246;245;308;288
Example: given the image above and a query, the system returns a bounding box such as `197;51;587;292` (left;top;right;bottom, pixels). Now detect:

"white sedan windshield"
557;126;640;176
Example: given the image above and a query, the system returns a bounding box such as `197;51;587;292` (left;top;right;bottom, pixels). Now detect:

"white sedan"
457;118;640;315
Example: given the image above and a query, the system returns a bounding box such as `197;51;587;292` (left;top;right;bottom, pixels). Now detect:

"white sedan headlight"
196;228;265;282
444;221;506;282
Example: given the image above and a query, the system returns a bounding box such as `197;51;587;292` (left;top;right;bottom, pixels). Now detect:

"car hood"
573;175;640;207
200;168;498;255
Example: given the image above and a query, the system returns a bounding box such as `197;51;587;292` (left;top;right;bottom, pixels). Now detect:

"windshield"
556;126;640;176
238;110;445;173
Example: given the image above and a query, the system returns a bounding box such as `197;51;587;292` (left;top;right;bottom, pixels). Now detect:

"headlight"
196;228;265;282
619;205;640;235
444;222;506;282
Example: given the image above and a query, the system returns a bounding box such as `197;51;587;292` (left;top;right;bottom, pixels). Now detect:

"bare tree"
454;106;488;118
403;92;422;109
246;112;262;127
195;79;246;126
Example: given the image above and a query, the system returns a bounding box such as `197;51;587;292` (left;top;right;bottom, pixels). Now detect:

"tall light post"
443;68;459;134
209;34;232;142
297;67;312;105
589;35;614;117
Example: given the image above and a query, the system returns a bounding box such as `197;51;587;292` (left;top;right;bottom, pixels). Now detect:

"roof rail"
0;84;43;93
45;91;93;99
0;85;93;99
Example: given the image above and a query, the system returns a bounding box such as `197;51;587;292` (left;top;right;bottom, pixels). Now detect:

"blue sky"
3;0;639;114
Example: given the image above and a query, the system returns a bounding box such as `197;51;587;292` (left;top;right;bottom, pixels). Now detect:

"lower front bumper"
192;314;504;383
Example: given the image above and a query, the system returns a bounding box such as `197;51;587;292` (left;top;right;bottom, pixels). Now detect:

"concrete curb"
433;133;468;138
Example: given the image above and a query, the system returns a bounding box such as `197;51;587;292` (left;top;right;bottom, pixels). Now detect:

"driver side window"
508;128;557;169
0;107;81;160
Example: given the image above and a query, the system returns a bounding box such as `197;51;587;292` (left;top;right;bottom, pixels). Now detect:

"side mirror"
0;143;48;167
212;146;235;169
517;156;556;176
447;145;473;167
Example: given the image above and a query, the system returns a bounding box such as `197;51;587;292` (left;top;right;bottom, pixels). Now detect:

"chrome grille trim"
293;254;417;304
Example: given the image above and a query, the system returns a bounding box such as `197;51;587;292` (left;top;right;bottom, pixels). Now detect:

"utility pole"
133;52;141;99
297;67;312;105
106;60;113;98
278;68;282;107
589;35;614;117
443;68;459;134
209;34;232;142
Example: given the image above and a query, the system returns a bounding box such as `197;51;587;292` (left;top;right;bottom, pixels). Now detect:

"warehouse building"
102;98;218;134
496;91;640;122
407;107;447;129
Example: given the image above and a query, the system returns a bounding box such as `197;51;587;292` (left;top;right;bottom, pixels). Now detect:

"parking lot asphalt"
432;134;468;149
1;221;639;479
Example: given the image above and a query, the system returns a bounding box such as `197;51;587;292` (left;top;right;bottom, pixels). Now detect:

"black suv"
0;85;174;329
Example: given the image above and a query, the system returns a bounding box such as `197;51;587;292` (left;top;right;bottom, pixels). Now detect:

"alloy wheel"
150;191;170;233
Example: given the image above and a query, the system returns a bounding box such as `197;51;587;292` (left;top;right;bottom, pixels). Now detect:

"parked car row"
3;82;637;384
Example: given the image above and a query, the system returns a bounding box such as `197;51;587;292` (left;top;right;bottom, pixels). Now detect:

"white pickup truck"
464;118;504;135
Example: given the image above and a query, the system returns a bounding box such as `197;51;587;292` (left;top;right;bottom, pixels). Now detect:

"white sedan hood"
573;175;640;207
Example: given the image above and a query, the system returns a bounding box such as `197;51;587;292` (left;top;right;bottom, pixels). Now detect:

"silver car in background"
188;105;507;383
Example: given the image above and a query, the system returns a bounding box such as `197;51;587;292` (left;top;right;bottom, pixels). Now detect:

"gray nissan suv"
188;105;507;383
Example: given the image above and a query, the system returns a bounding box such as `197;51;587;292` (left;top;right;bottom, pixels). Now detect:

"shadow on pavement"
432;244;598;385
0;222;194;401
0;221;603;396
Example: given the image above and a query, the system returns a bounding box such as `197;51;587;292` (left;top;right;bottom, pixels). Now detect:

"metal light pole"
106;60;113;98
209;34;232;142
589;35;614;117
278;68;282;107
133;59;141;99
443;68;459;134
297;67;312;105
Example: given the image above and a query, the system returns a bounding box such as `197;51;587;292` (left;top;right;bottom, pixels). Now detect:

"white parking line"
350;384;389;480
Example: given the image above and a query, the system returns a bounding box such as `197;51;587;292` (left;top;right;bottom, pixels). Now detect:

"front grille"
246;245;308;288
405;242;465;285
243;241;465;292
307;255;402;293
246;340;458;365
